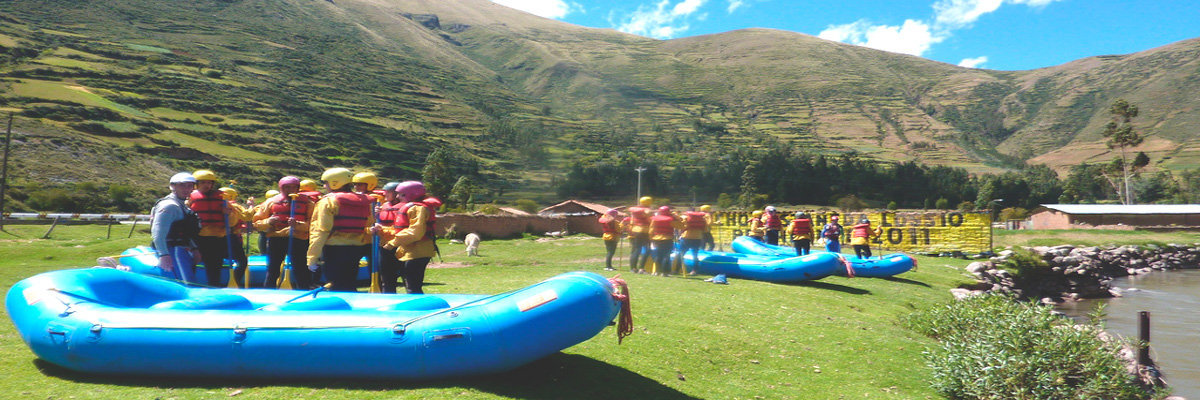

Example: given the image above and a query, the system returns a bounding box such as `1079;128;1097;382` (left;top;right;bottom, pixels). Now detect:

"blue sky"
489;0;1200;71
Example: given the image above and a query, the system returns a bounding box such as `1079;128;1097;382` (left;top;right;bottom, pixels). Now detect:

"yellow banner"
708;211;992;254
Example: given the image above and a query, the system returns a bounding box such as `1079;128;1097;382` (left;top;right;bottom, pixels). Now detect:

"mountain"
1;0;1198;206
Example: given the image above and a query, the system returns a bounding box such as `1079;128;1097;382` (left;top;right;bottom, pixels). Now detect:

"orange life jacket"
269;195;311;229
628;206;651;227
377;201;403;227
852;223;872;238
394;197;443;241
791;218;812;235
764;213;782;230
188;190;227;228
329;192;372;234
651;215;676;237
684;212;708;230
598;215;618;234
298;190;323;202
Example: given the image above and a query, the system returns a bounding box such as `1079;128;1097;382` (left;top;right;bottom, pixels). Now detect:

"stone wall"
436;214;569;240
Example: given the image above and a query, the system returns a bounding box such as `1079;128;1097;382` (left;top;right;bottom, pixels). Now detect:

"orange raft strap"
835;254;856;278
608;275;633;344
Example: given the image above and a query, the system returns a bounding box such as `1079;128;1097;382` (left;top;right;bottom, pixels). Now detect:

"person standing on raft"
254;176;314;289
849;218;882;259
627;196;654;273
747;210;766;242
786;211;814;255
762;206;783;245
820;214;844;254
187;169;235;286
307;168;373;292
597;208;622;271
219;187;252;288
150;172;200;280
382;181;443;294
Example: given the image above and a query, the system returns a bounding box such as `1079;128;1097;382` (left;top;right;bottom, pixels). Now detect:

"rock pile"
955;243;1200;303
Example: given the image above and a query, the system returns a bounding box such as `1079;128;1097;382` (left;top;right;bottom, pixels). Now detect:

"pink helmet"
278;176;301;190
606;209;619;217
394;180;426;200
657;205;671;215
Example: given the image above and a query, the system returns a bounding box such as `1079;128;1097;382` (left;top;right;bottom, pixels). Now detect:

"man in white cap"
150;172;202;281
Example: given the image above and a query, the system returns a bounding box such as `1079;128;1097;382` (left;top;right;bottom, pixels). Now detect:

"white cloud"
727;0;745;13
819;19;939;56
491;0;579;19
958;56;988;68
614;0;708;39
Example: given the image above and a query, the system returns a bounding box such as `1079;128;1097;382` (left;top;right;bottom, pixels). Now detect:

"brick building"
1028;204;1200;230
538;200;615;236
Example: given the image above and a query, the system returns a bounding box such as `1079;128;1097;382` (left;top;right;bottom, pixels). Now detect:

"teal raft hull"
118;246;371;287
729;236;915;277
6;268;622;379
678;249;843;282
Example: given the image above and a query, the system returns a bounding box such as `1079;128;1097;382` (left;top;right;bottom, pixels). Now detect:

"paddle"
256;283;332;310
369;198;383;294
276;194;298;290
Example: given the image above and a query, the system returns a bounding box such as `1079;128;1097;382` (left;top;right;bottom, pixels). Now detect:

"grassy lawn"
995;229;1200;248
0;224;980;399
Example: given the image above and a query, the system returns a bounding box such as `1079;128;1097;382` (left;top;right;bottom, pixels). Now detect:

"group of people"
599;202;886;271
149;168;442;294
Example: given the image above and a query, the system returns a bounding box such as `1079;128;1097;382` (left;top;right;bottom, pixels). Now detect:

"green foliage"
995;248;1051;283
834;194;868;211
934;198;949;210
513;199;539;214
904;294;1152;400
716;192;734;209
886;200;898;210
422;147;481;199
957;201;975;212
998;207;1029;221
477;203;501;215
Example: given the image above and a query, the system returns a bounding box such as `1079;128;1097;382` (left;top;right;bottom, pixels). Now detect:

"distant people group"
149;168;442;293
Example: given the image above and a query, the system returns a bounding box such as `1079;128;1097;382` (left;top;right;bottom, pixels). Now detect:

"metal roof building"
1029;204;1200;230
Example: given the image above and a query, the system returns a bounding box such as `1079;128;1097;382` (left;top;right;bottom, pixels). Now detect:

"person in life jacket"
787;211;815;255
298;179;323;202
150;172;201;281
382;180;443;294
219;187;252;288
850;218;882;259
820;214;844;254
747;210;766;242
353;171;388;198
255;189;280;254
307;168;374;292
253;176;316;289
699;205;715;251
627;196;654;273
186;169;234;286
598;209;622;271
649;206;684;277
371;181;404;293
762;205;783;245
679;208;709;275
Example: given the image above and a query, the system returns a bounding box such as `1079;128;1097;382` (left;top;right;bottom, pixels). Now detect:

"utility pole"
0;113;13;230
635;166;646;202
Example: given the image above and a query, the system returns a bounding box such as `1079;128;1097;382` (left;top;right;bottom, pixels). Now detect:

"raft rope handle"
835;254;856;278
608;275;633;344
392;275;579;333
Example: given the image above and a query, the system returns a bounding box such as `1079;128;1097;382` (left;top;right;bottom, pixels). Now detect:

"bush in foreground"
904;294;1155;399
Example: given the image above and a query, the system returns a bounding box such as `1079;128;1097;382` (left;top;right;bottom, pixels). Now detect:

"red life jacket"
650;215;676;236
377;201;403;227
684;212;708;230
598;215;618;234
268;194;311;228
394;197;443;240
628;206;651;227
298;190;323;202
621;217;632;234
852;223;872;238
329;192;371;234
188;190;227;228
790;218;812;235
764;213;782;230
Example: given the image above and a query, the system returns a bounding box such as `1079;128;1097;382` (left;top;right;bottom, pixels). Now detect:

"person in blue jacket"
820;214;844;253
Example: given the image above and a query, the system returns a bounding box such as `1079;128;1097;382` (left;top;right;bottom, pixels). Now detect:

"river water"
1057;269;1200;398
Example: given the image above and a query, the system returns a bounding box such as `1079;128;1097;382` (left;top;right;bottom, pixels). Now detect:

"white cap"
169;172;197;184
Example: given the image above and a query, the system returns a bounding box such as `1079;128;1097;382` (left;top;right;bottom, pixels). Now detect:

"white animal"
465;233;481;257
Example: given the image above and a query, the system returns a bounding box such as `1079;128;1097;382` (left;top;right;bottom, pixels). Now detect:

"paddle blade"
227;269;239;288
369;272;382;294
278;268;293;290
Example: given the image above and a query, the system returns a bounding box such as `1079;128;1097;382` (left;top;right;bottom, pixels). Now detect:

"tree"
1100;99;1143;204
448;176;475;210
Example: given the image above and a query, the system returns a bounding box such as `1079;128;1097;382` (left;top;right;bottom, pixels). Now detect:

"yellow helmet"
638;196;653;207
264;189;280;199
352;171;379;191
192;169;218;182
700;205;712;212
299;179;318;191
321;168;354;190
751;210;763;217
218;187;238;201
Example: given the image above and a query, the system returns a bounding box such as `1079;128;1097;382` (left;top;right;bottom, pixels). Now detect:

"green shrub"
996;247;1051;284
513;199;539;214
957;201;976;212
904;294;1151;399
886;201;898;210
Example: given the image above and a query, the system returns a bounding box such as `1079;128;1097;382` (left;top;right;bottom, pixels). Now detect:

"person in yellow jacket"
849;217;883;259
649;206;684;277
785;211;815;255
699;205;716;251
627;196;654;273
218;187;252;288
381;181;443;294
747;210;766;242
679;208;709;275
307;168;374;292
597;209;622;271
253;176;316;289
186;169;233;286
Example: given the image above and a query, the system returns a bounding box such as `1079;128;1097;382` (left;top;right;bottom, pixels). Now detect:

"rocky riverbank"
955;243;1200;303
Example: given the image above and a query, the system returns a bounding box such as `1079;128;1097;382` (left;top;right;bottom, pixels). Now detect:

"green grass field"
0;224;983;399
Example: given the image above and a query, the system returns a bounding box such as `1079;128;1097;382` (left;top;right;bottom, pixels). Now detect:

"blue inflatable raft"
729;236;916;277
678;249;844;282
116;246;371;287
6;268;627;379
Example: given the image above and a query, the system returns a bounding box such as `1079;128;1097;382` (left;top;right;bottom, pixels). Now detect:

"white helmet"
169;172;197;184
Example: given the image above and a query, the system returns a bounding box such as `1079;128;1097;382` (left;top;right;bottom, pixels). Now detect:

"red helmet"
657;206;671;215
831;215;839;221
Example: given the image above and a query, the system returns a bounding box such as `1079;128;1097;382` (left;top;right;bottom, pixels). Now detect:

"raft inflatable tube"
729;236;915;277
7;268;624;379
679;249;842;282
118;246;371;287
